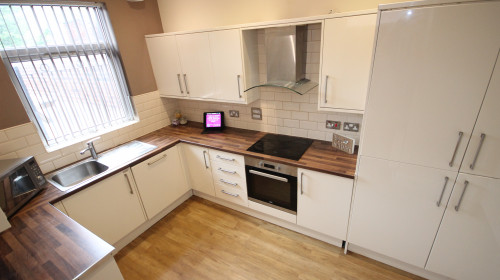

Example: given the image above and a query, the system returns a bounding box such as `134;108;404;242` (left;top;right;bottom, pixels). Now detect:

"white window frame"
0;1;138;151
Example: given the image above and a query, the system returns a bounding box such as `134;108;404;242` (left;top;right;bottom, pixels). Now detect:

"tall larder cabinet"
348;1;500;279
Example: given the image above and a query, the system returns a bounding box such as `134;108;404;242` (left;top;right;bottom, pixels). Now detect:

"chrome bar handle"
436;176;449;207
449;131;464;167
147;154;167;166
249;170;288;182
218;168;236;174
454;180;469;212
221;189;239;197
177;74;184;93
300;172;304;195
324;75;329;104
183;74;190;94
237;74;242;98
216;155;235;162
124;173;134;194
219;179;238;186
202;150;209;169
469;133;486;170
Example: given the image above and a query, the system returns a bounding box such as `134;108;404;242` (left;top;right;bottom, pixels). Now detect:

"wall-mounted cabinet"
318;13;376;113
146;29;258;104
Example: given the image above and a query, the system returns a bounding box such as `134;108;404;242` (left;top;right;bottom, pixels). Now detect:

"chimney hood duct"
244;25;318;95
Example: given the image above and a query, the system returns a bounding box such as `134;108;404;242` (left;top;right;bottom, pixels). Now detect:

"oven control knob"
276;166;281;171
258;161;263;167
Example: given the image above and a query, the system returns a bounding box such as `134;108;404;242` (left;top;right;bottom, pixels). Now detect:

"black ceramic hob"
247;134;313;161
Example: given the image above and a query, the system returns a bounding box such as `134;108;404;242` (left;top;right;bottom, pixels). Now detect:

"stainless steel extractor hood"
244;25;318;95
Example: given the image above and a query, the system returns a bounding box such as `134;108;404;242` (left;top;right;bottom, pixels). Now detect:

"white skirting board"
193;190;344;248
346;243;453;280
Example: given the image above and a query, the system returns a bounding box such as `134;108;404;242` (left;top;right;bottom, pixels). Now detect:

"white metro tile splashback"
0;91;174;174
176;23;362;143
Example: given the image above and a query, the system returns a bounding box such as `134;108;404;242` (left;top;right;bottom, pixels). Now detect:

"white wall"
157;0;407;32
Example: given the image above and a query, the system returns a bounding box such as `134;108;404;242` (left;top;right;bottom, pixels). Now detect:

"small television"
202;111;224;134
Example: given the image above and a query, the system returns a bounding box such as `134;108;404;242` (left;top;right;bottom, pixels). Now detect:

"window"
0;1;137;150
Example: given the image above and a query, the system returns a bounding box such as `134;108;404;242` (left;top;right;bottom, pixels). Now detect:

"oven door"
246;166;297;213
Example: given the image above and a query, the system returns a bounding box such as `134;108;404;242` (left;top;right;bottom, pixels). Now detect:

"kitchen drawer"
214;183;248;207
209;149;244;167
211;160;246;191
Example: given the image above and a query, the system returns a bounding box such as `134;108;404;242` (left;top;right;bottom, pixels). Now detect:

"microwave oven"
0;157;46;218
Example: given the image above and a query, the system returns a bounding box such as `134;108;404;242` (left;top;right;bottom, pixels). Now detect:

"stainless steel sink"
47;140;157;191
51;161;109;189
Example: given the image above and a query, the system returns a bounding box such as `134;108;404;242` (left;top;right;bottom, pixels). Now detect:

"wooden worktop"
0;122;357;279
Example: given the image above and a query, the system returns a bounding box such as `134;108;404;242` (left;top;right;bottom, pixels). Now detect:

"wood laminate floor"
115;196;425;280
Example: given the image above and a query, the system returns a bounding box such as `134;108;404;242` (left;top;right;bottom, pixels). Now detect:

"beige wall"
0;0;164;130
157;0;408;32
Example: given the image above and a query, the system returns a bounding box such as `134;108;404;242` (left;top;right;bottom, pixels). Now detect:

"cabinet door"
297;168;353;240
181;144;215;196
319;13;376;112
176;33;215;99
348;156;456;268
145;35;185;97
426;174;500;280
361;2;500;171
209;29;245;102
461;57;500;178
62;169;146;245
131;146;189;219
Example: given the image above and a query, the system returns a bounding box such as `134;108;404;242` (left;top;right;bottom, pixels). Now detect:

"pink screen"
206;113;222;128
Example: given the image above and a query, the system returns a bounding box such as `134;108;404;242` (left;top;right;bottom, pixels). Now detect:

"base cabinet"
181;144;215;196
131;146;189;219
297;168;353;240
62;168;146;245
425;174;500;280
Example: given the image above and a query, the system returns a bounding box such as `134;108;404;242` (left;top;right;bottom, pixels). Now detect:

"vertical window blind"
0;1;136;150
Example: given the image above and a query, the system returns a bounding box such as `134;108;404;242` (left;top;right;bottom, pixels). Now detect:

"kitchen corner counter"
0;122;357;279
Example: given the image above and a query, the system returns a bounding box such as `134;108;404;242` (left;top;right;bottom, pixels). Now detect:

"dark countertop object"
0;122;358;279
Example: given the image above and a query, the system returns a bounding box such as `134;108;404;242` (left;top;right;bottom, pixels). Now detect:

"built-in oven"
245;157;297;214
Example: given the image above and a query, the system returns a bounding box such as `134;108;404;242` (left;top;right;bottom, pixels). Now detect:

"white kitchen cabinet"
209;29;245;102
176;32;215;99
318;13;376;113
62;168;146;245
131;146;189;219
145;35;185;97
360;2;500;171
426;174;500;280
461;59;500;179
297;168;353;240
181;144;215;196
348;156;456;268
210;151;248;207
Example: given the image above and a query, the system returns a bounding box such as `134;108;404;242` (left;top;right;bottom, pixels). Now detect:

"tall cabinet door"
319;13;376;112
181;144;215;196
176;33;215;99
361;2;500;171
461;56;500;178
131;146;189;219
426;174;500;280
145;35;185;97
209;29;245;102
348;156;456;268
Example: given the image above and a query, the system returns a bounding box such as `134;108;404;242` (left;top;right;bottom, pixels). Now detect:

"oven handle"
249;169;289;182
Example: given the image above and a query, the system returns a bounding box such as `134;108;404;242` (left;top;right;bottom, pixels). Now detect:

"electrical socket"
229;110;239;118
251;107;262;120
326;120;341;130
343;122;360;132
